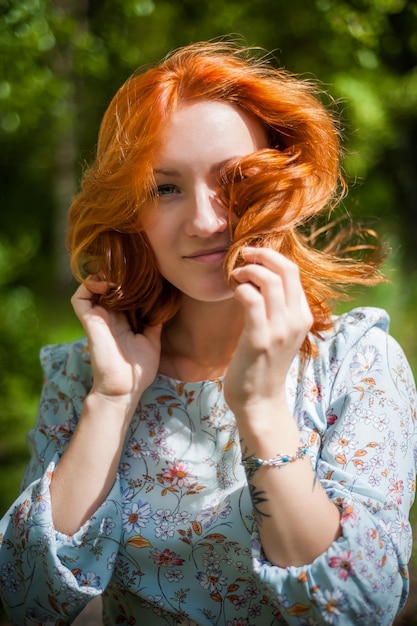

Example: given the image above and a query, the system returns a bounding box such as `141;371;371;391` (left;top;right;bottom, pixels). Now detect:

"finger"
232;282;274;351
233;260;313;336
233;263;285;320
241;246;291;269
84;274;117;295
71;282;113;332
241;247;305;311
71;282;95;318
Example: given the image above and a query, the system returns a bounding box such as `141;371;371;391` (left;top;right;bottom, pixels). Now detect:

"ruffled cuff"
0;461;122;624
251;498;409;625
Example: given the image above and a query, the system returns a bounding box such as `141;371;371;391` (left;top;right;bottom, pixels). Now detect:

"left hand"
224;247;313;417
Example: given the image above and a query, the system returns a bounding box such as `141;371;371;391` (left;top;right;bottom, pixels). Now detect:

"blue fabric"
1;308;416;625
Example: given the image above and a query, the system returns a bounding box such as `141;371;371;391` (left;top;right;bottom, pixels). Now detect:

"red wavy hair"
67;41;383;355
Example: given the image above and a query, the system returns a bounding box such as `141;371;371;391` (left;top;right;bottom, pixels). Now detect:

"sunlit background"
1;0;416;623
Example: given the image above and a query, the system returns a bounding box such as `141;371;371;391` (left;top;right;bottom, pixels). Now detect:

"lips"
184;246;228;263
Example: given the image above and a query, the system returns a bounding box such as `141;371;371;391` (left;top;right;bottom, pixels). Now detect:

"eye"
156;184;180;197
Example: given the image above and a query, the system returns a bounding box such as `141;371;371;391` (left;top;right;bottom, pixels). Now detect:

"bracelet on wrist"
241;444;307;472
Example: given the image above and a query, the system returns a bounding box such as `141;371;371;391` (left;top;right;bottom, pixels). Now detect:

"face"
144;100;269;303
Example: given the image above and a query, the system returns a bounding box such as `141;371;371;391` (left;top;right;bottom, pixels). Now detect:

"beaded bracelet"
241;444;307;472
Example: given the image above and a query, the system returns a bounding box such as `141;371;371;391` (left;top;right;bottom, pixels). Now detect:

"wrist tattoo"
247;478;271;525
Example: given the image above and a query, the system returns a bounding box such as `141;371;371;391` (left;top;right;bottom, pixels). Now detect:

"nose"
184;186;228;237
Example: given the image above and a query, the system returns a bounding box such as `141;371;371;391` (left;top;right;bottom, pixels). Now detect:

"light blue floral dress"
1;308;416;625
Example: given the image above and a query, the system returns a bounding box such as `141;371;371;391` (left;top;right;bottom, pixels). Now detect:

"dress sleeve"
0;341;122;625
251;308;417;625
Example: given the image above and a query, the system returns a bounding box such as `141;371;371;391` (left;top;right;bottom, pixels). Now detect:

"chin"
184;288;234;304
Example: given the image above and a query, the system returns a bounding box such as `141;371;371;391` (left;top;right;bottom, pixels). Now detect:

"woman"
0;41;416;625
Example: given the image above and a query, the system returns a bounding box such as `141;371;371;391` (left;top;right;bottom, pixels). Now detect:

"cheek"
144;223;172;256
144;233;177;280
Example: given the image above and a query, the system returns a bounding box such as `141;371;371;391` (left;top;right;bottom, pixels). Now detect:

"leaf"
227;594;239;603
287;603;310;617
179;537;191;545
211;378;223;391
156;394;177;404
362;377;376;386
191;521;202;535
354;449;367;456
48;594;60;612
227;584;240;592
210;592;222;602
297;571;308;583
126;535;152;549
61;603;71;616
335;454;347;465
205;533;227;543
222;440;235;452
353;459;364;467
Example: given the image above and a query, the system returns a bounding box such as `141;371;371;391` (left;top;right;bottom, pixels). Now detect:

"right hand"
71;276;162;410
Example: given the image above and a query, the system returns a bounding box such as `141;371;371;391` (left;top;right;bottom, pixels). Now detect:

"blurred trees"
0;0;416;453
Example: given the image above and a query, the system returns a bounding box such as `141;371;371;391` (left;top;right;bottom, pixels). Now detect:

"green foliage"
0;236;43;474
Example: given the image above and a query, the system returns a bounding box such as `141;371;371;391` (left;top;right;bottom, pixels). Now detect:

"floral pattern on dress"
0;308;416;625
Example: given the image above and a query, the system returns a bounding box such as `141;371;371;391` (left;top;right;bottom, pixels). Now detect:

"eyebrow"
153;168;181;177
153;159;237;178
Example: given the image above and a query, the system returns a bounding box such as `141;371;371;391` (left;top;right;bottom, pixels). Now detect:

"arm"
0;278;162;623
50;278;162;535
225;250;417;624
0;341;123;623
254;323;416;625
226;247;342;567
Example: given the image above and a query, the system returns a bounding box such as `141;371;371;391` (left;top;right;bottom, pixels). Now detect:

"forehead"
155;100;268;161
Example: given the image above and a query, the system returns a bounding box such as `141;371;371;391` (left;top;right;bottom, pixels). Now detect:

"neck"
160;297;243;382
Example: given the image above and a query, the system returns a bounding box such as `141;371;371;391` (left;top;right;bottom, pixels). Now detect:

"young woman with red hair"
1;41;416;625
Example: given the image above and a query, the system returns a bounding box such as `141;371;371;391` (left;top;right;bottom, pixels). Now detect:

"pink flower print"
150;548;185;567
389;478;404;504
327;412;338;426
162;460;195;488
340;501;359;526
329;549;354;580
303;377;323;402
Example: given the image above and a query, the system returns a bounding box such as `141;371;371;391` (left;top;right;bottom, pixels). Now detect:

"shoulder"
313;306;391;361
310;307;415;402
40;338;93;408
306;306;410;397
